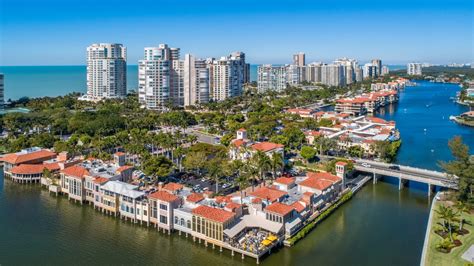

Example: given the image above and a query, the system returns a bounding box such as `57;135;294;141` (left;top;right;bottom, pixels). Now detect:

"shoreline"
420;192;439;266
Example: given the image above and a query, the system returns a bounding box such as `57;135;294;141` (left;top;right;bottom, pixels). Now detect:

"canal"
0;81;472;265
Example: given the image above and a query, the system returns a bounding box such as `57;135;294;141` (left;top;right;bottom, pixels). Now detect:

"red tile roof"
61;165;90;180
300;172;342;191
250;187;287;203
1;149;56;165
93;177;109;184
186;193;204;203
10;164;47;175
149;191;179;203
116;165;133;172
225;202;242;211
215;195;232;204
274;177;295;185
336;161;348;166
115;152;126;156
251;142;284;152
291;201;306;213
162;182;183;192
265;202;294;216
231;139;246;148
192;205;236;223
237;128;247;132
307;172;341;183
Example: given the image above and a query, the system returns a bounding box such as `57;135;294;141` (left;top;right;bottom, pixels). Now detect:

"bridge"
353;159;458;195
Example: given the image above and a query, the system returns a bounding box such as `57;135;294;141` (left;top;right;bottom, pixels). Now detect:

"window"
174;216;178;224
160;204;167;211
160;215;167;224
187;220;191;229
180;218;185;226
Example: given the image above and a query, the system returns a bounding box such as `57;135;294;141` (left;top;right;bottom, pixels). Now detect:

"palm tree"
235;174;250;204
207;160;224;194
454;201;469;231
270;152;284;179
435;205;460;242
252;151;271;182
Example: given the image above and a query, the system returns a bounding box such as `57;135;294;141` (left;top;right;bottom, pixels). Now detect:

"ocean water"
0;64;403;100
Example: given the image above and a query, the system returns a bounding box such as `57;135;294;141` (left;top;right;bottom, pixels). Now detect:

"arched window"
180;218;185;226
187;220;191;228
174;216;178;224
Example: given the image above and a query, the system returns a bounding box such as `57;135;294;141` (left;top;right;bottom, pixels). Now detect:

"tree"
141;155;173;178
182;151;208;174
270;152;284;179
435;205;460;242
348;145;364;158
252;151;271;182
440;136;474;204
220;133;235;147
207;159;225;194
300;146;317;162
235;174;250;204
315;137;337;156
454;201;469;231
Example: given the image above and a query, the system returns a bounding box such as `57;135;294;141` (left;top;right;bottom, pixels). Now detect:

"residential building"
85;43;127;100
355;67;363;82
305;62;322;83
381;65;390;76
1;147;57;182
363;63;378;79
99;181;145;217
293;52;305;67
183;54;210;106
208;52;247;101
321;64;345;87
371;59;382;76
138;44;181;110
257;65;287;93
407;63;422;75
286;65;301;85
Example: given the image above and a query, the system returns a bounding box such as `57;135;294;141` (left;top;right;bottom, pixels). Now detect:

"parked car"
389;165;400;170
361;163;371;168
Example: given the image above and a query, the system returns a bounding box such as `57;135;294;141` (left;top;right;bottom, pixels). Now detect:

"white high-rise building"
138;44;183;110
407;63;422;75
286;65;301;85
208;52;246;101
0;73;4;109
257;65;288;93
305;62;322;83
381;65;390;76
184;54;210;106
85;43;127;100
334;58;358;85
321;64;345;87
363;63;378;79
355;67;363;82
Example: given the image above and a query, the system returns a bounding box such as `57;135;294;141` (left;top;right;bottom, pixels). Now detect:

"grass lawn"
425;200;474;266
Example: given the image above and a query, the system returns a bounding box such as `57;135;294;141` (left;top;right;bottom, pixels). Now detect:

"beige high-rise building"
371;59;382;76
208;52;246;101
0;73;4;109
293;52;305;67
85;43;127;100
183;54;209;106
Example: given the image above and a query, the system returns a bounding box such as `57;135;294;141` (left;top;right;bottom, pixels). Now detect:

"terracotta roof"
300;172;342;191
93;177;109;184
291;201;306;213
43;162;60;171
116;165;133;172
251;142;284;152
237;128;246;132
186;193;204;203
299;177;334;191
366;117;388;124
192;205;235;223
1;149;56;165
162;182;183;192
304;130;321;136
10;164;47;175
61;165;90;180
307;172;342;183
115;152;126;156
336;161;348;166
274;177;295;185
215;196;232;204
225;202;242;211
148;191;179;203
231;139;246;148
250;187;287;203
265;202;294;216
252;198;263;204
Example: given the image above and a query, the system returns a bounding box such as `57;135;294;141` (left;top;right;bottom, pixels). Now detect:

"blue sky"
1;0;473;65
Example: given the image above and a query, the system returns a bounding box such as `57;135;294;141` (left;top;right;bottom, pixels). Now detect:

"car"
389;165;400;170
361;163;371;168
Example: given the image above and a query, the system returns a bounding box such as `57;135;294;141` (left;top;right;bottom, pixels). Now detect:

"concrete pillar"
398;177;402;190
241;253;244;260
373;173;378;184
428;184;435;197
220;246;223;252
257;257;260;264
232;250;234;256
